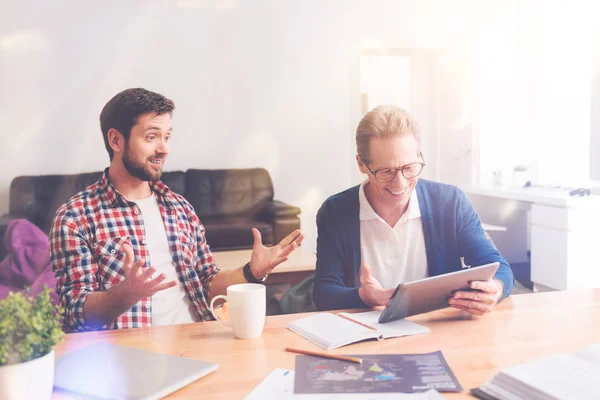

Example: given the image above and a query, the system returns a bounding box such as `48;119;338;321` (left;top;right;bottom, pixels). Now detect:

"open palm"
358;262;395;307
249;228;304;279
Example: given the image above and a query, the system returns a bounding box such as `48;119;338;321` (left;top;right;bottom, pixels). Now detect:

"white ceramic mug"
209;283;266;339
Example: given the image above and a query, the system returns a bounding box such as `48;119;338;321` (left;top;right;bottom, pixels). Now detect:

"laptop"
54;342;218;400
378;262;500;323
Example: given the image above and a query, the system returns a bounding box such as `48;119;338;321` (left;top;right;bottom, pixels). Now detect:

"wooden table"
213;248;316;286
53;289;600;399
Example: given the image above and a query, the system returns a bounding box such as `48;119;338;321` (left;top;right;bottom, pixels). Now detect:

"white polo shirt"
359;182;428;288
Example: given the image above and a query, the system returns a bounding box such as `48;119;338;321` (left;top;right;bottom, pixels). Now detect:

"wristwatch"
243;262;267;284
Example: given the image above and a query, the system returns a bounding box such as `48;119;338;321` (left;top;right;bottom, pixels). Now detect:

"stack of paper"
475;344;600;400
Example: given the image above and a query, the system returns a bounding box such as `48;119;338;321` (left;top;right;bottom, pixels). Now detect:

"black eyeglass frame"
363;152;426;183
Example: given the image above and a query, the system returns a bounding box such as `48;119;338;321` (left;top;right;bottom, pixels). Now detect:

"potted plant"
0;287;64;400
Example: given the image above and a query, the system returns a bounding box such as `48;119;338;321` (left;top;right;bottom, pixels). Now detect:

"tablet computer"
378;262;500;324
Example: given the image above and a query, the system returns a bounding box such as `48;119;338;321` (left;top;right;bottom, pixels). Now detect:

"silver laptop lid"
54;342;218;400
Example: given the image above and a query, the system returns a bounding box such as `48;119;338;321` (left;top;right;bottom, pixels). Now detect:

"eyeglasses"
364;153;426;183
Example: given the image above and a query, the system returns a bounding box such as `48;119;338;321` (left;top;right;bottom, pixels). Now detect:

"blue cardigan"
313;179;514;311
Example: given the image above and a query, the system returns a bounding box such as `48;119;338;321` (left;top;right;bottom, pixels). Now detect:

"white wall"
592;36;600;181
474;0;596;188
1;0;482;253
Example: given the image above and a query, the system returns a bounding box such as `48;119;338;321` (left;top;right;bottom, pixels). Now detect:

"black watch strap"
243;262;266;283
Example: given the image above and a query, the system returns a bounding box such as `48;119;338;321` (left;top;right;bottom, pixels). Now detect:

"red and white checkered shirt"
50;169;220;332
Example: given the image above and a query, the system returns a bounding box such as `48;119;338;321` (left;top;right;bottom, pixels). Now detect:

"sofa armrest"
260;201;301;245
261;200;301;219
0;213;14;235
0;213;19;261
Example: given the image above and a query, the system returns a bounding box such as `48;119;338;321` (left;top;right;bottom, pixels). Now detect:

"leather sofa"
0;168;301;259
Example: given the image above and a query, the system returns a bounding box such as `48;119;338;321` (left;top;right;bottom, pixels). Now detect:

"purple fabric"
0;283;21;299
0;219;58;304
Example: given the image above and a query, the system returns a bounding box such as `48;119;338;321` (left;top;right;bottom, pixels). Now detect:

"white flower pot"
0;350;54;400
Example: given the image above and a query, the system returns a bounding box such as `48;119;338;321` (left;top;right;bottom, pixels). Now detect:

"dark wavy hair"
100;88;175;160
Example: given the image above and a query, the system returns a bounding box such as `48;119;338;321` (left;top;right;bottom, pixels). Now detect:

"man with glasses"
313;106;513;315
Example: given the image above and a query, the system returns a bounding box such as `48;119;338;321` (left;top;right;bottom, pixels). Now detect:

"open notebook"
287;310;429;350
472;343;600;400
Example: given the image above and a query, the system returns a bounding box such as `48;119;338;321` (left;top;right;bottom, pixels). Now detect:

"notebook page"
337;310;430;339
288;313;377;350
499;354;600;400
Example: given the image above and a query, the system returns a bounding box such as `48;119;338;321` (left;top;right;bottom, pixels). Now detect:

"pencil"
337;313;378;332
285;347;362;364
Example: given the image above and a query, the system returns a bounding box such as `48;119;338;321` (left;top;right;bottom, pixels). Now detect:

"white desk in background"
462;186;600;292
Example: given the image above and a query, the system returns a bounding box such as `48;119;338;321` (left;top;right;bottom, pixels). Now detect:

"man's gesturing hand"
249;228;304;279
120;243;177;302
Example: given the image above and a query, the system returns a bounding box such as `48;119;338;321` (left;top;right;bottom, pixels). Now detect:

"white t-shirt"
135;194;198;326
359;182;428;288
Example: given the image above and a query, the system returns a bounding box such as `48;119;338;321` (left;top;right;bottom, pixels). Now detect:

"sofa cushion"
202;217;273;251
160;171;186;196
10;171;103;234
185;169;274;219
8;171;185;235
3;168;298;255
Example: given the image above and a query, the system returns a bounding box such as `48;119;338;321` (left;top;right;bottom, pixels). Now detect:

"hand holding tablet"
377;262;500;323
449;278;504;316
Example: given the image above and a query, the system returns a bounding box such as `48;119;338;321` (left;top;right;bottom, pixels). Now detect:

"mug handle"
210;295;231;327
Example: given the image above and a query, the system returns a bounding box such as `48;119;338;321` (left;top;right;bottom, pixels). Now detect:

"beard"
122;143;163;182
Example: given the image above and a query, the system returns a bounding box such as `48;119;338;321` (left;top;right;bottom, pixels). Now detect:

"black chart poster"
294;351;462;394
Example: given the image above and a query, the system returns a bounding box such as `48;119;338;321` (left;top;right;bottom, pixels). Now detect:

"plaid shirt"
50;169;220;332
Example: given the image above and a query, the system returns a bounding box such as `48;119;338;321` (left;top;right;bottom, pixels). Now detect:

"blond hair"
356;106;420;163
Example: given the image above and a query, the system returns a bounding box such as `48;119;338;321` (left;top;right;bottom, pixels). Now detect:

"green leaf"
0;286;64;366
